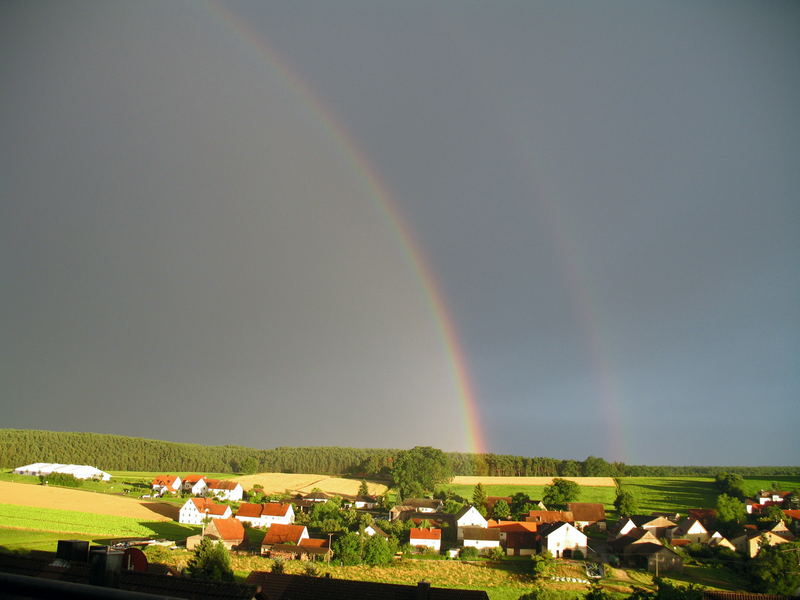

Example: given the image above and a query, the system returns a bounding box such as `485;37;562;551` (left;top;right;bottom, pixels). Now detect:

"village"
142;470;799;571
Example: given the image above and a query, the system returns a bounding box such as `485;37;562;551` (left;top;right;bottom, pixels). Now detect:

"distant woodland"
0;429;797;477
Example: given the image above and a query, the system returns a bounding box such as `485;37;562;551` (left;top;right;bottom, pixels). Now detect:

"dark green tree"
473;483;488;511
543;478;580;510
391;446;453;498
363;534;395;566
614;490;638;517
582;456;611;477
358;480;370;497
493;499;511;519
531;551;556;579
715;494;746;537
332;531;363;565
749;541;800;594
240;457;259;475
185;538;233;582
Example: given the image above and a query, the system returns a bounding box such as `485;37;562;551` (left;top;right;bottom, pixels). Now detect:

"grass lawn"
740;476;800;496
617;478;718;513
0;503;199;539
0;528;97;553
438;484;617;512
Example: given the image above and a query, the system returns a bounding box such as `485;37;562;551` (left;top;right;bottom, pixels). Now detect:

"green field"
108;470;234;482
0;503;199;539
439;483;618;512
0;528;98;553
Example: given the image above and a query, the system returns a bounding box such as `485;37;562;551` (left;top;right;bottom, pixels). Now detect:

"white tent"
13;463;111;481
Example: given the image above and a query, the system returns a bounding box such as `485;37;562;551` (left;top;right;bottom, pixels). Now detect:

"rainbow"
202;1;488;455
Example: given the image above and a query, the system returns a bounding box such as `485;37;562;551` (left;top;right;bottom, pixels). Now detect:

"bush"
40;473;82;488
460;546;479;560
185;538;233;582
303;562;321;577
572;549;584;560
271;558;285;574
487;546;505;560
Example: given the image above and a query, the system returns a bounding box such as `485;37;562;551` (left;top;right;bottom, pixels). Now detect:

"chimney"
416;580;431;600
89;546;124;587
56;540;90;563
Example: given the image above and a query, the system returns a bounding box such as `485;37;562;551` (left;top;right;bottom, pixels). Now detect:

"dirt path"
0;481;174;520
451;476;616;486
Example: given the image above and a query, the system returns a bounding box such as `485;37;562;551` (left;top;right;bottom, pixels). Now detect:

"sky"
1;1;798;465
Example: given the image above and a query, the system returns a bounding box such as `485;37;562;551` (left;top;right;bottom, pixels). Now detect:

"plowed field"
0;481;175;520
231;473;388;496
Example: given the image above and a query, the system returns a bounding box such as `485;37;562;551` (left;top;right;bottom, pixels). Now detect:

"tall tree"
358;480;370;497
749;541;800;595
391;446;452;498
493;499;511;519
715;494;746;537
543;478;580;510
473;483;488;510
185;538;233;582
614;490;638;517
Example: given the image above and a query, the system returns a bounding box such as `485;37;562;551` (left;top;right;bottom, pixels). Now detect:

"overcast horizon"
2;1;798;466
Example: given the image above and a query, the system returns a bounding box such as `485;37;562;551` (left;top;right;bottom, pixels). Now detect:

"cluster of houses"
151;473;800;571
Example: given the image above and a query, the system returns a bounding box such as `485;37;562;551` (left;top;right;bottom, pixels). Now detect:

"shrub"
270;558;285;574
572;549;584;560
39;473;82;488
459;546;479;560
487;546;505;560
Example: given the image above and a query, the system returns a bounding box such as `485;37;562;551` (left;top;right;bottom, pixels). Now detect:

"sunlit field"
231;473;388;496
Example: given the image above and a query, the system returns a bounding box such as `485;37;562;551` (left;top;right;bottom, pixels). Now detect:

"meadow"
439;483;618;512
0;503;198;538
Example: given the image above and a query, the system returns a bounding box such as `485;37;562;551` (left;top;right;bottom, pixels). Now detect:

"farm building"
182;474;208;496
205;479;244;501
409;527;441;552
179;498;232;524
261;524;310;555
567;503;606;530
151;475;182;495
235;502;295;527
455;505;488;539
13;463;111;481
461;527;501;552
537;522;587;558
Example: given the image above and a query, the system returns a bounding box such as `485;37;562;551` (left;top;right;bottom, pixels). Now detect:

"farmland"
451;476;616;487
231;472;388;496
0;503;198;539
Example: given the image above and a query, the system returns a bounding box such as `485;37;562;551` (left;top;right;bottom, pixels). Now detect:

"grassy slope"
0;503;198;538
440;483;618;511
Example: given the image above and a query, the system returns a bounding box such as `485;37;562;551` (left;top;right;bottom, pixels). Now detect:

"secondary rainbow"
203;1;488;455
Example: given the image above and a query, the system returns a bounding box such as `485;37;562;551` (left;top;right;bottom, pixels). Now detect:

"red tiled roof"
568;503;605;523
298;538;328;549
526;510;573;523
190;498;230;516
263;524;307;545
783;510;800;520
236;503;264;518
206;479;239;490
151;475;178;487
262;503;291;517
489;521;538;533
410;528;441;540
183;474;205;484
209;518;245;542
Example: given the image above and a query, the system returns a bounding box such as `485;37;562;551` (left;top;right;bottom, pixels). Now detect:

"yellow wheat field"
231;473;388;496
0;481;174;520
450;476;616;486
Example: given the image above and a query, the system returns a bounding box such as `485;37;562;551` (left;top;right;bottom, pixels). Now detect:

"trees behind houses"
543;478;580;510
391;446;453;498
186;538;233;582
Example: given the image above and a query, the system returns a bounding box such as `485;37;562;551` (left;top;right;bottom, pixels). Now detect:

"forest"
1;429;797;477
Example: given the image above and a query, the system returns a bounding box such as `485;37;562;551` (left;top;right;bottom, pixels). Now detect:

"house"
13;463;112;481
708;531;736;551
489;521;538;556
245;572;490;599
455;505;488;539
151;475;182;495
235;502;295;527
270;537;331;561
261;524;309;555
537;522;587;558
353;495;379;510
204;518;245;550
665;518;709;544
612;515;676;539
622;543;684;573
178;498;232;524
364;524;389;538
757;491;789;505
461;527;501;552
608;528;662;554
526;510;574;525
567;503;606;530
302;491;331;503
409;528;441;552
732;529;794;558
205;479;244;502
403;498;443;513
182;475;208;496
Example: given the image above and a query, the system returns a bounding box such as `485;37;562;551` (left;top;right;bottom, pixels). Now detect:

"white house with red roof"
182;475;208;496
179;498;232;524
538;522;587;558
205;479;244;501
235;502;295;527
455;505;488;539
409;528;441;552
151;475;182;495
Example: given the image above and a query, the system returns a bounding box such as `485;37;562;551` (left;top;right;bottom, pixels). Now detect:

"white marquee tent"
13;463;112;481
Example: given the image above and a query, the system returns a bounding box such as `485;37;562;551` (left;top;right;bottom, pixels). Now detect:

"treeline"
0;430;797;477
